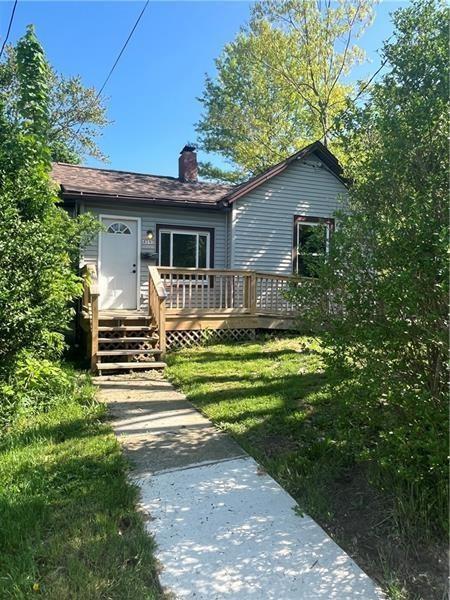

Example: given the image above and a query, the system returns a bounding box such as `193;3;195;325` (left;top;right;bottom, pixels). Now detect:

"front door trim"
98;214;141;309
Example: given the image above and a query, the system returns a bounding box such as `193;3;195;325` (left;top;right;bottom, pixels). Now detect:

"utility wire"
0;0;18;61
74;0;149;136
323;36;394;142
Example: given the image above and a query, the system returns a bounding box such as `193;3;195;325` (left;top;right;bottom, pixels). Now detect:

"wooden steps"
97;349;161;357
99;312;152;322
96;361;167;372
98;325;156;332
95;312;166;375
98;336;158;344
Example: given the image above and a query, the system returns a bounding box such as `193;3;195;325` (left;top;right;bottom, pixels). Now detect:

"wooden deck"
157;267;297;331
165;311;296;331
96;308;296;331
81;266;298;372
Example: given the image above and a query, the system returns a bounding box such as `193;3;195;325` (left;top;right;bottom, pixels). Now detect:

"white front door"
99;216;139;309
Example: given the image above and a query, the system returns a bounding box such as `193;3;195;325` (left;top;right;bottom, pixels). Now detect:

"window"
294;217;333;277
158;228;211;268
107;222;131;235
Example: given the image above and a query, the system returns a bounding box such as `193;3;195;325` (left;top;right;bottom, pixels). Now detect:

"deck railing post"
249;272;257;314
244;274;250;310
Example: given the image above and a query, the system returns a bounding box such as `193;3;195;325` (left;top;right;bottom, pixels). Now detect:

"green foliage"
0;31;156;586
16;25;50;139
197;0;374;181
288;0;448;537
0;26;100;426
0;39;109;163
0;356;88;431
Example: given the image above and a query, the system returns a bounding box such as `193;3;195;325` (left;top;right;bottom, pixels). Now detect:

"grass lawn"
167;335;447;600
0;373;161;599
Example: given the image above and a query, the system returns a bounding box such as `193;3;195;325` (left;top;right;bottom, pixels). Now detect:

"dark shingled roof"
52;163;232;208
52;141;345;209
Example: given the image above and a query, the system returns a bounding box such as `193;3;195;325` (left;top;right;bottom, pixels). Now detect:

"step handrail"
81;264;100;371
148;266;168;357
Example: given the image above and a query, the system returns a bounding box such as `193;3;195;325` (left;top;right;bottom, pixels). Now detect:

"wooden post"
148;266;168;359
159;297;167;358
244;275;250;310
249;272;257;314
90;293;99;373
149;267;154;313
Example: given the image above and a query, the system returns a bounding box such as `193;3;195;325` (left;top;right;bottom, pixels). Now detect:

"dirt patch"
317;467;448;599
258;434;300;458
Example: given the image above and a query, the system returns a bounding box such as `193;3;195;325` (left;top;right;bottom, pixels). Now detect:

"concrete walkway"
96;374;384;600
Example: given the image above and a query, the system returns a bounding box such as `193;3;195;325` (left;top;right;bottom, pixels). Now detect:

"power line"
0;0;18;61
96;0;149;100
75;0;149;136
323;41;393;143
348;38;393;108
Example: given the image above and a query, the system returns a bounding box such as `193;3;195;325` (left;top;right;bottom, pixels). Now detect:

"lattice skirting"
166;328;256;350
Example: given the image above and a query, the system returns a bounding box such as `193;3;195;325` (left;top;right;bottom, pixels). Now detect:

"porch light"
146;229;154;241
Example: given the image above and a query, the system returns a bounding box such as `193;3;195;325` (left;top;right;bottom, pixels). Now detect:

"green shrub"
0;353;87;431
288;0;448;539
14;352;72;411
0;27;99;425
328;378;449;537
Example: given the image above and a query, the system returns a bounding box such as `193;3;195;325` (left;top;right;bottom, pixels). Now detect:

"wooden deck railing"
148;266;168;356
157;267;297;315
255;272;297;314
81;264;99;371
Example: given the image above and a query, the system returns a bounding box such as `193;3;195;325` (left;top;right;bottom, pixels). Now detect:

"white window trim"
158;228;211;269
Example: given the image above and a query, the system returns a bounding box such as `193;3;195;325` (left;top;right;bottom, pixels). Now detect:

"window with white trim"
295;220;331;277
159;229;210;268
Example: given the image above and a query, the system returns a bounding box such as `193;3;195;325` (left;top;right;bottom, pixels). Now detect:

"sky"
0;0;409;177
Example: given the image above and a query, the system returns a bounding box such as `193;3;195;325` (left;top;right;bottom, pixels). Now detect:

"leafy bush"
288;0;448;538
13;352;72;411
0;27;99;425
326;377;449;537
0;353;81;431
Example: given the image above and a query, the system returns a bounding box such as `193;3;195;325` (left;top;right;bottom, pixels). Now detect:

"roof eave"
60;190;228;211
222;141;346;205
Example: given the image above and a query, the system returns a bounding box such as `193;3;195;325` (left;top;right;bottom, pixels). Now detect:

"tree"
0;44;109;163
0;26;99;405
289;0;448;535
197;0;374;181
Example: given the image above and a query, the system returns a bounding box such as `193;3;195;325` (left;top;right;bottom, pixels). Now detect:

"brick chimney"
178;145;198;182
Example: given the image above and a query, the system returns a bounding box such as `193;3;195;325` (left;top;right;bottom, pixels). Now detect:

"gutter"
61;190;230;211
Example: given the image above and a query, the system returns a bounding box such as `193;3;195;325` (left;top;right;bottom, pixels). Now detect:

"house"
52;141;347;373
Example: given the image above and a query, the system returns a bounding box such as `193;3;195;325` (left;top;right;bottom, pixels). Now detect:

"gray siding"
80;202;227;309
231;154;347;274
79;151;346;310
225;210;232;268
